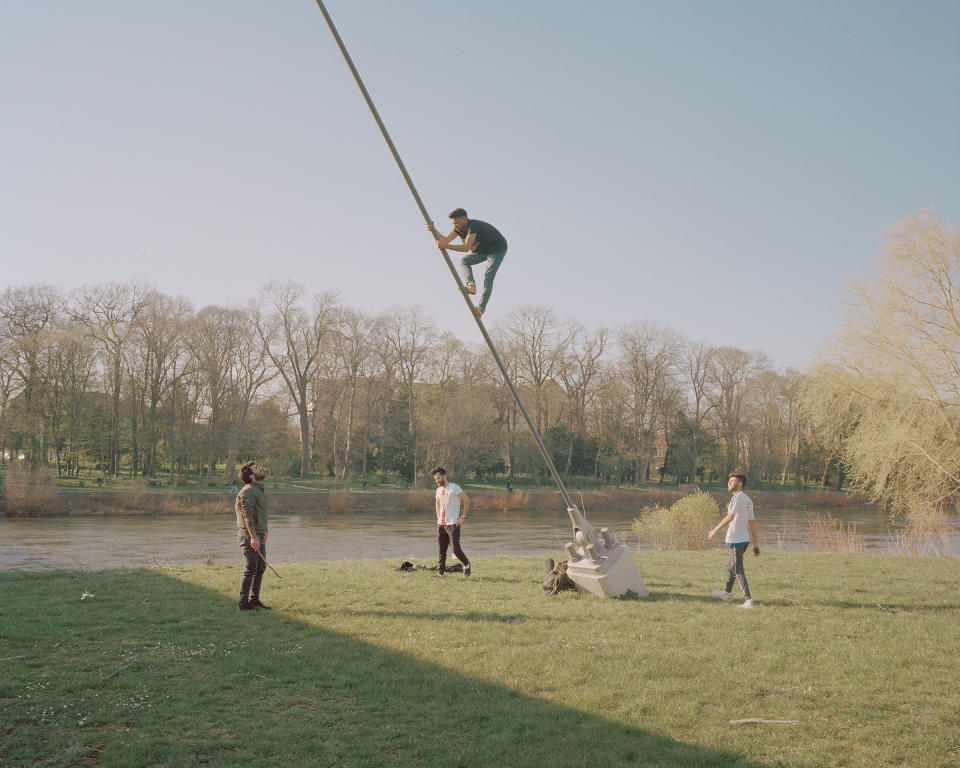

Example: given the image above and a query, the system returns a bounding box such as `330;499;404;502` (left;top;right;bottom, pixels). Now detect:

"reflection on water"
2;506;958;571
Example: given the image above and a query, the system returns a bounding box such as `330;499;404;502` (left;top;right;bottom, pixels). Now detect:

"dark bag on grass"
542;558;576;595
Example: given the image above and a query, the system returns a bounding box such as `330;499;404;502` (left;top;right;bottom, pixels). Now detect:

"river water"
3;505;958;571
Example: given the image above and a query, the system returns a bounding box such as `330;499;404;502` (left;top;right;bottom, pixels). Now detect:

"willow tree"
800;210;960;515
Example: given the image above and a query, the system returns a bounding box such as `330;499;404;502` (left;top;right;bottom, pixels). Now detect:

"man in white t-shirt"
707;472;760;608
431;466;472;577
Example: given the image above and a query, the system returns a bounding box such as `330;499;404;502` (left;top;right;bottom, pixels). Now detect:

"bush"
632;491;721;550
2;463;59;516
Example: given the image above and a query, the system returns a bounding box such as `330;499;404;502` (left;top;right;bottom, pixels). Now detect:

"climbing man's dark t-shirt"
457;219;508;255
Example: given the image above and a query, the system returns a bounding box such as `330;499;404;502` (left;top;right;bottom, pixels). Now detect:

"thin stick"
258;550;282;579
0;655;26;661
729;718;799;725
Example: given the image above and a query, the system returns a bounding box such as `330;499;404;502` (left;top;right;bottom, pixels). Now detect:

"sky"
2;1;958;369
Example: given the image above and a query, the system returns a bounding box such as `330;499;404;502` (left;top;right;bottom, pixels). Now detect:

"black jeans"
724;542;751;599
238;530;267;604
438;524;469;573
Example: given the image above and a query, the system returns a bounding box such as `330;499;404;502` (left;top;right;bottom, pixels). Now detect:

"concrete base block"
565;542;649;598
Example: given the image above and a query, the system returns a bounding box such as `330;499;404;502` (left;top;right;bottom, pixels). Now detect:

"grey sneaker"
713;589;732;602
464;562;471;577
738;599;754;609
432;572;444;578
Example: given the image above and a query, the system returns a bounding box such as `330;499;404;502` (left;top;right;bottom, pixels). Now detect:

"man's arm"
707;513;734;541
748;518;759;555
440;233;475;253
428;222;476;252
239;492;260;551
458;491;470;525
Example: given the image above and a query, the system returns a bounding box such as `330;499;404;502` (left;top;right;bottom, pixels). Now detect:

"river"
2;504;958;571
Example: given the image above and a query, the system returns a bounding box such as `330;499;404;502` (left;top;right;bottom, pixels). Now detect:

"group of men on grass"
234;462;758;610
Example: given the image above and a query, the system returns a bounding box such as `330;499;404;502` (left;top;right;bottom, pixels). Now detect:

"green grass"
1;552;957;767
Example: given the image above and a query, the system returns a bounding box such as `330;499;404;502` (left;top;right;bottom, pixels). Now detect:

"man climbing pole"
429;208;507;317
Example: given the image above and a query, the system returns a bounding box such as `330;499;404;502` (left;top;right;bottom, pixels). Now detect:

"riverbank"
1;484;867;517
1;552;957;767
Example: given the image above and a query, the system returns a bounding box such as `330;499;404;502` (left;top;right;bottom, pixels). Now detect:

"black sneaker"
464;562;471;577
239;601;256;611
250;598;271;610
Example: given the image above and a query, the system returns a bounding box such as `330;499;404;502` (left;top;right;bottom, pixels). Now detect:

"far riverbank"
1;484;868;518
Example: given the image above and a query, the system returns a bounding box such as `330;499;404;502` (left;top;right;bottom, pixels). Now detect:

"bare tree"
258;284;338;479
0;285;61;465
0;337;25;463
133;292;192;478
705;346;765;477
618;321;681;483
680;340;715;484
557;322;607;474
501;305;570;434
72;282;148;476
378;306;435;484
223;308;276;482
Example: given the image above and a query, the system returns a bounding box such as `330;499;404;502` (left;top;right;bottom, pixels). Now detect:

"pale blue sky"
2;1;958;368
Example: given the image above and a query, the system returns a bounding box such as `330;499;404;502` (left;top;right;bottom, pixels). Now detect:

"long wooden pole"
313;0;575;511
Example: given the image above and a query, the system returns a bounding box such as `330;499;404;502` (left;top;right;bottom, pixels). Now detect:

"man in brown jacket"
236;460;270;611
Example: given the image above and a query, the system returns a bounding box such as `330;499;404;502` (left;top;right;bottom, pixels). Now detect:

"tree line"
0;280;838;490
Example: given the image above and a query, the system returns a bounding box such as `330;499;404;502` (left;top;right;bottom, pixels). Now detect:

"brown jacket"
235;482;268;536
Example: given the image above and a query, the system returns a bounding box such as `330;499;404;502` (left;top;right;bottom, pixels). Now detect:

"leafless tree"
500;305;571;435
680;340;715;483
72;281;148;476
557;322;607;474
618;321;681;483
257;284;338;479
0;285;61;465
378;306;435;484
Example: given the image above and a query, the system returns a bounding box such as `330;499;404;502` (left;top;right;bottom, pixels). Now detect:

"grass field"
1;551;957;767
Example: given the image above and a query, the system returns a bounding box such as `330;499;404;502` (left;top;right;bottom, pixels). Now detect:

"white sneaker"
738;599;754;609
713;589;732;602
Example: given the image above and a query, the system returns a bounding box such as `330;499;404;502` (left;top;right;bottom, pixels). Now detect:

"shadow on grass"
2;570;775;768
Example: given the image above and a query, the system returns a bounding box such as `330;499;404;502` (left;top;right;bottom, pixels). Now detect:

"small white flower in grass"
80;589;94;600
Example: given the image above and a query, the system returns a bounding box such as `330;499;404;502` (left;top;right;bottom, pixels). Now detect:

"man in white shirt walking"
431;466;472;577
708;472;760;607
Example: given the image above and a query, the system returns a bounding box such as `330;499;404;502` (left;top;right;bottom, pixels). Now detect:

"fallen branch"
730;718;799;725
0;655;26;662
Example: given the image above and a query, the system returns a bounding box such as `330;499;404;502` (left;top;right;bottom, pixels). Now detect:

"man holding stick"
236;460;271;610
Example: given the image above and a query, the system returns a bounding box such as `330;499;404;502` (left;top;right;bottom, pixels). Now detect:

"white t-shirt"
435;482;464;525
725;491;754;545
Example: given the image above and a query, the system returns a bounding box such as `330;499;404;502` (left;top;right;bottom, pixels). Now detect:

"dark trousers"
724;542;751;599
438;524;469;573
238;530;267;604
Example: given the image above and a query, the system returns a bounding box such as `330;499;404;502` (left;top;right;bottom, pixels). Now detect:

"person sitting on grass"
429;208;507;318
707;472;759;608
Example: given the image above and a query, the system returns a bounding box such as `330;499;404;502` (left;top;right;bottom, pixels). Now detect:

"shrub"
804;510;865;553
2;463;59;516
632;491;721;550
